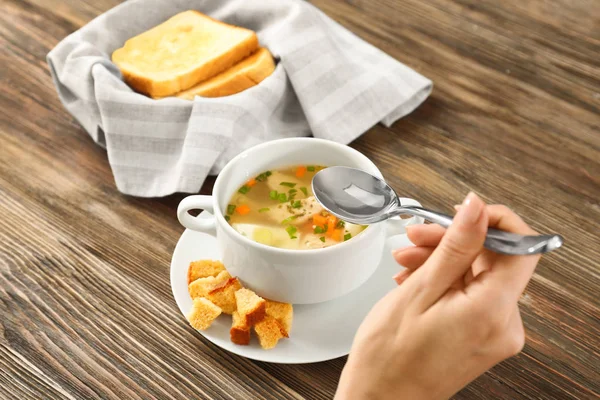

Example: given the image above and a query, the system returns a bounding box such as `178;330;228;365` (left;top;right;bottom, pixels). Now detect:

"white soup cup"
177;138;423;304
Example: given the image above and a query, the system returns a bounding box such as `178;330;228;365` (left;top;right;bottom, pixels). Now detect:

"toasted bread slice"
188;270;231;299
112;10;259;97
187;260;226;284
235;288;266;326
265;300;293;336
187;297;222;330
174;47;275;99
254;316;287;349
230;311;251;345
207;277;243;314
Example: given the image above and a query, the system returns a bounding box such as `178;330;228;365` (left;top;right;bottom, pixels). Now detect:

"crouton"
188;270;231;299
254;315;287;349
187;298;222;330
187;260;226;284
265;300;293;336
207;277;243;314
234;288;266;326
230;311;251;345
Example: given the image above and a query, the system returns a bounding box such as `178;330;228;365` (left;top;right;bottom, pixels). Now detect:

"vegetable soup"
225;165;366;249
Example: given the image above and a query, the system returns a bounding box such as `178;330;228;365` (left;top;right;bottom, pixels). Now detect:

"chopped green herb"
314;226;325;234
292;200;302;209
286;225;298;239
323;224;328;232
344;233;352;241
227;204;236;215
307;166;315;172
319;236;326;242
269;190;278;200
336;220;346;228
256;172;268;182
288;188;297;194
238;185;250;194
281;215;298;225
280;182;297;188
300;187;308;196
224;215;230;222
278;193;288;203
289;193;296;201
258;208;270;213
255;171;273;182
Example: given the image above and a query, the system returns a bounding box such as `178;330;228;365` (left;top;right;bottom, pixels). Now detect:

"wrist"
335;359;433;400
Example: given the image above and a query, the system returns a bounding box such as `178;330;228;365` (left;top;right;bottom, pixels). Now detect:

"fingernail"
391;247;410;257
454;204;461;210
455;192;483;224
392;269;410;282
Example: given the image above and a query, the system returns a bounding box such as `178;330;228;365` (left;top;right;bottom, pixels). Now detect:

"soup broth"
225;165;366;250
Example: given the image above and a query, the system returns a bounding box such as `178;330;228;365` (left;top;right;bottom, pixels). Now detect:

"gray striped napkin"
48;0;432;197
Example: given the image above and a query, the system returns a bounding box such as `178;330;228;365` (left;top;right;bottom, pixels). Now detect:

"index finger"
455;204;537;235
469;205;541;304
486;205;538;235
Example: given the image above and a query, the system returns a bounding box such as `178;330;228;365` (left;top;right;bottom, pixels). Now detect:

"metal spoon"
312;166;563;255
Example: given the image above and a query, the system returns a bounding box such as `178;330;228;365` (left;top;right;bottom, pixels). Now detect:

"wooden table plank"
1;0;598;399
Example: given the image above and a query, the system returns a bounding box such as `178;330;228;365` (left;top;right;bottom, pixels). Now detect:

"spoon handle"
391;206;563;255
394;206;517;241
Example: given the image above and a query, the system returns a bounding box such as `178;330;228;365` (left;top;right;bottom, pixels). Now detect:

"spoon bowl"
312;167;563;256
312;166;399;224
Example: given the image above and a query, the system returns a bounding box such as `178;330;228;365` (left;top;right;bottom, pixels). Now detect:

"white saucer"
170;212;411;364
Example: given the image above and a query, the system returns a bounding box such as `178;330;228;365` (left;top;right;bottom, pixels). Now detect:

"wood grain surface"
1;0;599;399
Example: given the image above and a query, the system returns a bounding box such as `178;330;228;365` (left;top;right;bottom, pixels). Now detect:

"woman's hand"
335;193;540;400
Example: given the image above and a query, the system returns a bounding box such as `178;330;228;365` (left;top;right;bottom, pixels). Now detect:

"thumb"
414;192;488;309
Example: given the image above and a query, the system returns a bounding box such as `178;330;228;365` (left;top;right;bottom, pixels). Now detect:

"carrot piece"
296;166;307;178
331;229;343;241
246;178;257;187
313;214;327;227
326;215;337;234
236;205;251;215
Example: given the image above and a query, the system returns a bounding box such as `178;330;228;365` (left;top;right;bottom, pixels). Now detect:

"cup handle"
385;198;425;237
177;195;217;232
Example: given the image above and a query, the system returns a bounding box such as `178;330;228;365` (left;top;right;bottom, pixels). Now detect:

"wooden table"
1;0;599;398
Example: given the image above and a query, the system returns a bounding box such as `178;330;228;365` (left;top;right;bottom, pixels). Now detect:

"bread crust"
235;288;267;326
230;311;251;345
173;47;275;99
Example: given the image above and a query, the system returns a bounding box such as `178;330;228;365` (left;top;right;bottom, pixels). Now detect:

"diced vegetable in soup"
226;165;367;249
